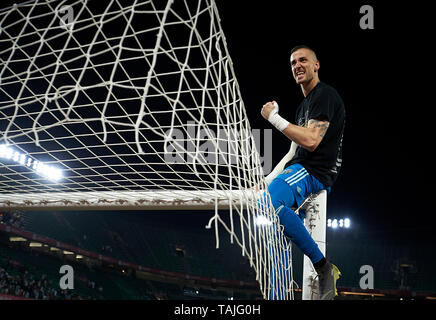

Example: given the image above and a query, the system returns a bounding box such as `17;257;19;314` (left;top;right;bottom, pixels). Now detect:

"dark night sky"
215;1;433;238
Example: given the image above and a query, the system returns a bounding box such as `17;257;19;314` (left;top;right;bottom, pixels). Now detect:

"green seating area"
20;211;256;282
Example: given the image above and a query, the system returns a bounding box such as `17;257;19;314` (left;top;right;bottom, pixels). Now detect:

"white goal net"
0;0;296;299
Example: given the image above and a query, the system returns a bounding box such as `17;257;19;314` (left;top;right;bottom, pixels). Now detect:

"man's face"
290;49;319;84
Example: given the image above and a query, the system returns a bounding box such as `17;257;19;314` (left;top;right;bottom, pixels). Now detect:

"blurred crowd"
0;266;76;300
0;256;81;300
0;211;25;229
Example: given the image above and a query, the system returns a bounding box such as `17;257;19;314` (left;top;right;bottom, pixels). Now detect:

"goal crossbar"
0;189;261;211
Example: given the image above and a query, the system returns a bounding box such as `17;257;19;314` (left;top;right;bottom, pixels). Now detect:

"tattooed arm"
281;119;330;152
261;101;330;152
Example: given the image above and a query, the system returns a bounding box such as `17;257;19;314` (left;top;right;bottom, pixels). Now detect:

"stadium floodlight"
327;217;351;229
255;215;273;226
0;144;63;181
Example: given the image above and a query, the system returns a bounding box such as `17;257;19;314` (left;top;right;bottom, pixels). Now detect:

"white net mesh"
0;0;295;299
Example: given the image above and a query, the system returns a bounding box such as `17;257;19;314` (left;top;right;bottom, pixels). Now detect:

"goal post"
0;0;296;299
301;190;327;300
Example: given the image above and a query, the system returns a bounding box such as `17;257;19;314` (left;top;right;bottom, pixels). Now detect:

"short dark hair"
290;45;318;62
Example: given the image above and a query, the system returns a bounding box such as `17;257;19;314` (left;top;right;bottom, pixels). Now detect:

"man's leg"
266;163;340;300
266;165;326;299
268;178;325;266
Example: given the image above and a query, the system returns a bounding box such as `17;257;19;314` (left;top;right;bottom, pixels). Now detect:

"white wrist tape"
268;111;289;132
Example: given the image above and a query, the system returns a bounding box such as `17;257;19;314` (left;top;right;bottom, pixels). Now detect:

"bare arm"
282;119;329;152
261;101;329;152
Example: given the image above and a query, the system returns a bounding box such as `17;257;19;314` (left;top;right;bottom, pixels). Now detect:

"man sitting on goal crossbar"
261;45;345;300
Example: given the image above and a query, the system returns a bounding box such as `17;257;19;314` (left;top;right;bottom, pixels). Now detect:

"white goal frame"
301;190;327;300
0;189;258;211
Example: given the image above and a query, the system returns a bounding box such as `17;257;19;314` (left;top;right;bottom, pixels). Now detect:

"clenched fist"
262;101;289;132
261;101;278;120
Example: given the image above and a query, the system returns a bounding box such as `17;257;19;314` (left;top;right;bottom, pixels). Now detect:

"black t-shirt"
286;81;345;187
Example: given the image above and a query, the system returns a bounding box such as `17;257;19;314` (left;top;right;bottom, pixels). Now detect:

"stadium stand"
1;210;435;300
0;210;262;300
